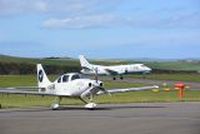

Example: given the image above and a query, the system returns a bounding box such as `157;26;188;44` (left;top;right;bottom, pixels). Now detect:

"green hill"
0;55;80;74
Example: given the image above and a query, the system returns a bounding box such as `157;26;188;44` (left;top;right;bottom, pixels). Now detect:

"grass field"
144;61;200;71
0;73;200;88
1;90;200;109
0;75;144;88
0;75;200;109
128;73;200;82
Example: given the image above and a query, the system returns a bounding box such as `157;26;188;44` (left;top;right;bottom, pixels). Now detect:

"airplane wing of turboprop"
104;68;118;75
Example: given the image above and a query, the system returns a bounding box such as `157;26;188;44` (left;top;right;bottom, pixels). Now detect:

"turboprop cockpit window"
63;75;69;82
71;74;80;81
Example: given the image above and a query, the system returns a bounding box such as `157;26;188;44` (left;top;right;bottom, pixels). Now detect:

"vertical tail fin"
37;64;51;89
79;55;92;69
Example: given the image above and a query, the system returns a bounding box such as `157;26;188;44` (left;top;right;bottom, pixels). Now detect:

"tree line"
0;62;196;75
0;62;81;74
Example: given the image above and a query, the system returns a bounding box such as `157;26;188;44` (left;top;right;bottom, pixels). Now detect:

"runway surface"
99;76;200;90
0;102;200;134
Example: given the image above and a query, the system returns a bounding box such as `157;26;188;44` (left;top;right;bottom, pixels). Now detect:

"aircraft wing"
0;88;57;96
104;69;119;75
97;85;159;95
4;86;38;90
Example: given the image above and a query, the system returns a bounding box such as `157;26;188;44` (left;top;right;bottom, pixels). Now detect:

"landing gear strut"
80;93;97;110
51;97;62;110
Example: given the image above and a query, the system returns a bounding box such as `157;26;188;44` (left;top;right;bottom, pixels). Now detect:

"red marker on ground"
175;82;185;100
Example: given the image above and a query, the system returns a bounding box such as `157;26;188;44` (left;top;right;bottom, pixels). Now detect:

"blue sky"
0;0;199;59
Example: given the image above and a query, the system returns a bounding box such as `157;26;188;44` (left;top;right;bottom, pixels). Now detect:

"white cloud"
34;1;48;12
0;0;120;15
42;10;200;29
166;11;200;28
0;0;48;15
0;0;199;30
42;14;123;29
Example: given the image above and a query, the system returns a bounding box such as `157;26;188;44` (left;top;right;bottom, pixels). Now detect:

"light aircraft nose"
147;67;152;71
80;69;84;73
88;80;104;87
145;67;152;73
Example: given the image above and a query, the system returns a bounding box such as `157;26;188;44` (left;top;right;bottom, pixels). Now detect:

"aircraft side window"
71;75;80;81
62;75;69;82
58;77;61;83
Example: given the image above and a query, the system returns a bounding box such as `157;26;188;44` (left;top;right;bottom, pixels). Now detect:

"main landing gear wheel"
51;103;60;110
113;77;116;80
84;103;97;110
51;97;61;110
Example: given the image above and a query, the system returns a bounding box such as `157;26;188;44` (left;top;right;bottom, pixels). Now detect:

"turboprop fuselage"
81;64;152;75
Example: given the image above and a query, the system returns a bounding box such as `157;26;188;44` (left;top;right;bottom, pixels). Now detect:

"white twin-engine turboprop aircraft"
79;55;152;80
0;64;158;110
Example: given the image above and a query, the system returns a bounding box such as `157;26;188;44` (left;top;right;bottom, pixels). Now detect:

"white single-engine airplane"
79;55;152;80
0;64;158;110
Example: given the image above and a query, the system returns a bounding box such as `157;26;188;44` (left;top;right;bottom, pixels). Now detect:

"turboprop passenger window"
71;75;80;81
62;75;69;82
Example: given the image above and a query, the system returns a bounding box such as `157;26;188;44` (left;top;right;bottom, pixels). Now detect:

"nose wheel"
80;93;97;110
51;103;60;110
84;103;97;110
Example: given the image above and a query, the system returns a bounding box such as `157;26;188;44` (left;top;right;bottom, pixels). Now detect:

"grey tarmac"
0;102;200;134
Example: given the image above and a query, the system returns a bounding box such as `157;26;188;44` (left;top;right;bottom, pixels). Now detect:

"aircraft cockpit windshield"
71;74;81;81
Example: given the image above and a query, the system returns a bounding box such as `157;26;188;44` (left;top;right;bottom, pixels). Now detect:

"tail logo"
38;70;44;82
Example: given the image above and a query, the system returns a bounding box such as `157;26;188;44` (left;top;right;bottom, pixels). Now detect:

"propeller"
93;67;111;96
94;67;98;83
